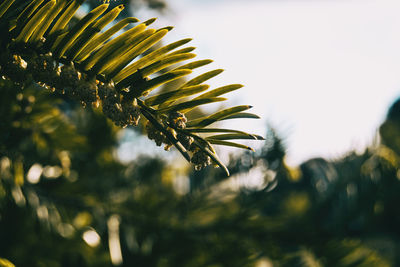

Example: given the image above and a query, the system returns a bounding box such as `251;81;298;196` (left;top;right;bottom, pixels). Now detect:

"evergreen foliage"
0;0;263;175
1;1;400;267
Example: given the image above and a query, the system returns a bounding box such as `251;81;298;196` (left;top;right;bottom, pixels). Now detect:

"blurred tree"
3;82;400;266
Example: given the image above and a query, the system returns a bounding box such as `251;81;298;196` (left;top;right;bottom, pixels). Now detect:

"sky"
134;0;400;165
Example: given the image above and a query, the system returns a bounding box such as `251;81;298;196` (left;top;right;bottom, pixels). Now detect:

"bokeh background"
2;0;400;266
143;0;400;165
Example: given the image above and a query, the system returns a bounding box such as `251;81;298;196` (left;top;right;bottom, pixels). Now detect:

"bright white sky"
135;0;400;165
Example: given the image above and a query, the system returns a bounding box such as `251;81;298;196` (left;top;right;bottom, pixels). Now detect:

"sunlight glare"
83;229;101;247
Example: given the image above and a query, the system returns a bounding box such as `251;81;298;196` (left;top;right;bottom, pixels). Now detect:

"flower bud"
177;132;194;150
27;53;55;84
145;121;166;146
59;63;80;89
76;77;98;105
168;111;187;129
0;53;28;83
98;82;115;100
191;151;211;170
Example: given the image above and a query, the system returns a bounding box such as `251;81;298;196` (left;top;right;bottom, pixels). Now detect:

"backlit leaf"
207;139;255;151
145;84;209;106
112;38;192;82
158;97;227;114
75;17;139;62
205;133;264;140
187;105;252;128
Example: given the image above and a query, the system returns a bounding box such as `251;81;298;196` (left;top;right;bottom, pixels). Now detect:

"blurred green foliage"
2;72;400;266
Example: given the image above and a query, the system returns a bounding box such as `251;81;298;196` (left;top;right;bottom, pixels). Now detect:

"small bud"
191;151;211;170
98;82;115;100
168;111;187;129
0;53;28;83
59;63;80;89
177;132;194;150
145;121;166;146
27;53;55;84
102;95;122;122
76;77;98;105
118;102;141;127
